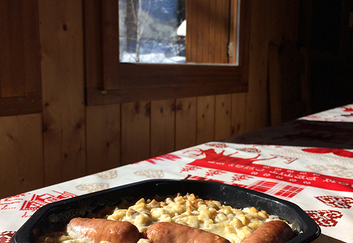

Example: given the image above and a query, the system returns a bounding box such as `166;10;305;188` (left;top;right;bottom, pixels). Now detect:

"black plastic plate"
11;179;320;243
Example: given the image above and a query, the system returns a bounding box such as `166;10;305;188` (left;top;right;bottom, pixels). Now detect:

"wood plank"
196;95;215;144
231;92;247;136
83;0;102;90
0;0;10;97
22;0;41;93
185;0;196;62
208;0;217;63
86;104;121;174
0;0;41;116
102;0;119;88
0;114;43;198
86;78;246;106
150;99;175;157
0;0;26;97
201;0;210;63
39;0;86;186
268;42;282;125
213;0;230;63
244;0;272;132
0;91;42;117
175;97;196;150
215;94;232;140
229;0;239;64
121;101;151;165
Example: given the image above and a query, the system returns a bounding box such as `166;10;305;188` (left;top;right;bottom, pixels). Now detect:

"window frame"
0;0;42;116
84;0;250;105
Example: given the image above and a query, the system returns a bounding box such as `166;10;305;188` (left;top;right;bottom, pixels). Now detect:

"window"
84;0;250;105
120;0;186;64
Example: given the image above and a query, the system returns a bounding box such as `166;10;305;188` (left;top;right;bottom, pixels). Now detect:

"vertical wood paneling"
0;114;43;198
0;0;41;97
231;92;247;136
121;101;151;165
244;0;300;131
244;0;272;132
208;0;217;63
215;94;232;140
196;96;215;144
215;0;230;63
86;104;121;174
175;97;197;150
22;0;42;93
39;0;86;186
0;0;25;97
201;0;210;62
268;43;282;125
150;99;175;157
84;0;101;90
196;0;204;62
185;0;196;62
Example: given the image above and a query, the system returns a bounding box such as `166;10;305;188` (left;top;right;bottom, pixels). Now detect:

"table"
1;104;353;243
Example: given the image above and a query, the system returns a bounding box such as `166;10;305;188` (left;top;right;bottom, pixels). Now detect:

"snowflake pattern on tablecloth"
315;196;353;209
0;231;16;243
231;174;253;182
305;210;343;227
180;165;202;173
205;169;226;177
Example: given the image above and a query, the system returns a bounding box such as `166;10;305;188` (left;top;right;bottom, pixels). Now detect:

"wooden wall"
0;0;300;199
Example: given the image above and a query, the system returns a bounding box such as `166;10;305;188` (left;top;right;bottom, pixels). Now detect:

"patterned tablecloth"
1;104;353;243
300;104;353;122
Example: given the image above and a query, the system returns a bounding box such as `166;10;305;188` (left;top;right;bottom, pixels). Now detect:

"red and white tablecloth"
300;104;353;122
1;104;353;243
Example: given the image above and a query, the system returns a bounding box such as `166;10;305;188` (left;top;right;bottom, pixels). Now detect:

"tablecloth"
300;104;353;122
1;104;353;243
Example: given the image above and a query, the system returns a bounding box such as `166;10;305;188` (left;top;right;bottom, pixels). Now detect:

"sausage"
242;220;296;243
146;222;229;243
67;217;141;243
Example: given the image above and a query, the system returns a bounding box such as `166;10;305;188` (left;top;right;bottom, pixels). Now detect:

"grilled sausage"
243;220;296;243
146;222;229;243
67;217;141;243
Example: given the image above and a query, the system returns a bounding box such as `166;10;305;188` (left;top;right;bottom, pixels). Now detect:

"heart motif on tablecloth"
315;196;353;209
0;231;16;243
305;210;343;227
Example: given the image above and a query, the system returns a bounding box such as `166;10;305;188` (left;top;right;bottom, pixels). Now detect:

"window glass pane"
119;0;186;64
